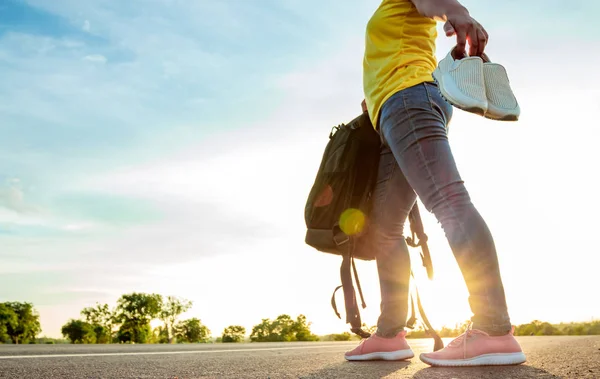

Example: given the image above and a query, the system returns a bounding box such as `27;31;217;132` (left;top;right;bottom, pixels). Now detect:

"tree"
271;314;296;342
174;318;211;343
587;321;600;335
3;302;41;344
250;318;273;342
539;322;560;336
61;319;96;344
117;320;152;344
152;325;170;344
0;304;18;343
332;332;351;341
293;315;319;341
159;296;192;343
250;314;318;342
116;293;162;324
115;293;162;344
514;320;560;336
81;303;115;343
222;325;246;343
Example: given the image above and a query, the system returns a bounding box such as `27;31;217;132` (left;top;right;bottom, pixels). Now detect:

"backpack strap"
331;229;371;339
406;203;434;280
406;204;444;351
329;260;367;323
331;285;343;320
351;255;367;309
411;271;445;352
341;253;371;338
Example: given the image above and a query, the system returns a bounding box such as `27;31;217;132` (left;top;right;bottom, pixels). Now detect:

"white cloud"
62;222;96;231
82;20;91;32
83;54;106;63
0;178;37;214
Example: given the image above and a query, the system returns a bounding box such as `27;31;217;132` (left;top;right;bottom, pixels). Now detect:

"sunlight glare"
339;208;366;235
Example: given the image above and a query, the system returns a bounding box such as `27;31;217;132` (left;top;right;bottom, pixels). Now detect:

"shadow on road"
302;362;561;379
413;365;562;379
301;361;411;378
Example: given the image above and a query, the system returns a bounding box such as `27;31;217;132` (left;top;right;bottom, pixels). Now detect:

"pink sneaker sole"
420;351;526;367
345;348;415;361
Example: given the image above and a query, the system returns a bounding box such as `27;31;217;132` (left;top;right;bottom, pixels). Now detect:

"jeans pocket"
424;82;453;126
424;81;438;89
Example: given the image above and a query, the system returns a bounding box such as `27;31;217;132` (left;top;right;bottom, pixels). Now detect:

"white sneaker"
433;47;488;117
481;53;520;121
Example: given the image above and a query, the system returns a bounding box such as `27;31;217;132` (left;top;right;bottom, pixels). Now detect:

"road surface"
0;336;598;378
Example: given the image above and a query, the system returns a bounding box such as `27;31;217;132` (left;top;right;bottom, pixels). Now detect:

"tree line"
379;320;600;340
0;293;318;345
1;297;599;344
514;320;600;336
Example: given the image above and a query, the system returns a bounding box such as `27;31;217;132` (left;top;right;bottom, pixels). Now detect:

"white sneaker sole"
345;348;414;361
420;351;526;367
433;68;487;117
484;104;520;121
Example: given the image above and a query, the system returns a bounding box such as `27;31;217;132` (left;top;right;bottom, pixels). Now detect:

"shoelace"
447;322;483;359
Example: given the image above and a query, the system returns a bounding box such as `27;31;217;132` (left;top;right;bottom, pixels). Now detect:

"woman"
344;0;526;366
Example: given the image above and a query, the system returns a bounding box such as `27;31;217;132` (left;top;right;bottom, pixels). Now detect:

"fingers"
455;25;467;57
455;24;488;57
476;28;487;56
443;21;455;37
447;15;490;57
468;26;478;57
481;25;489;42
470;24;488;57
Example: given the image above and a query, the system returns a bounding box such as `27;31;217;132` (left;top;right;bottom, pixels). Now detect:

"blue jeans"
371;82;512;337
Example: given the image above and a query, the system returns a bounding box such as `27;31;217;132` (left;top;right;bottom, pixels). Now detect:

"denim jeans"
370;81;512;337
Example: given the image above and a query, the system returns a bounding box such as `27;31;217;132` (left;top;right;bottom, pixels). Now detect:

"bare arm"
409;0;468;22
410;0;488;57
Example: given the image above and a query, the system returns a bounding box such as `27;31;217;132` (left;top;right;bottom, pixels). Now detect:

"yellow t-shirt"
363;0;438;128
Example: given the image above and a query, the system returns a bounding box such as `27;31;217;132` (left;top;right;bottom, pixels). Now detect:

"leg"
343;117;419;361
370;142;416;338
379;82;511;335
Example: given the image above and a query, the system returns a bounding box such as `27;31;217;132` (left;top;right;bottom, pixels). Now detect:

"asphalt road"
1;336;599;378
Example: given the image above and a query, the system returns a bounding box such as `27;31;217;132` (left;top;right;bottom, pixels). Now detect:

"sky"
1;0;599;339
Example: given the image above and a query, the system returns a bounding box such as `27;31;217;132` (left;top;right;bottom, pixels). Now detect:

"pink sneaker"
420;326;526;367
344;331;414;361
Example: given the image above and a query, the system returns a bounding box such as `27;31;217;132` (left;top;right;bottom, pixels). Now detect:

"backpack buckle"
329;125;341;139
333;231;350;246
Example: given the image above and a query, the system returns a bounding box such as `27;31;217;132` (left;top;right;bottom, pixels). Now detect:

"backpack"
304;110;444;351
